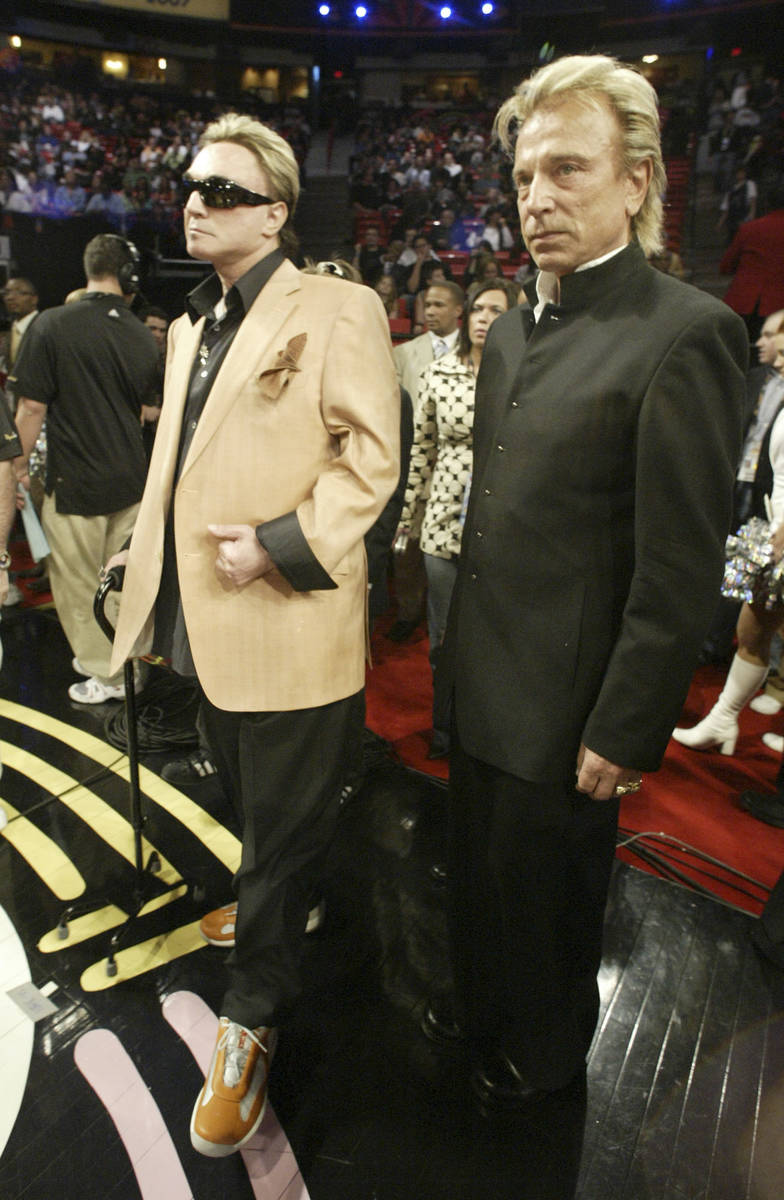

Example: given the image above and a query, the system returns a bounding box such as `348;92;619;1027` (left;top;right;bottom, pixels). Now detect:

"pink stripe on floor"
162;990;310;1200
74;1028;193;1200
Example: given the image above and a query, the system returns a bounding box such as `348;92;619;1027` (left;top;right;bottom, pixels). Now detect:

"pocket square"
258;332;307;401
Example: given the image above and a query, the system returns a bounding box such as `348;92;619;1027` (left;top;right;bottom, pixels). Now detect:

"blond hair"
495;54;666;256
200;112;300;256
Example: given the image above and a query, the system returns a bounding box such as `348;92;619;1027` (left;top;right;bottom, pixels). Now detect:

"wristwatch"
0;550;11;570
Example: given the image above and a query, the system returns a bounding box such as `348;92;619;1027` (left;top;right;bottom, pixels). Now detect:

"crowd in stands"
0;68;311;252
348;107;533;337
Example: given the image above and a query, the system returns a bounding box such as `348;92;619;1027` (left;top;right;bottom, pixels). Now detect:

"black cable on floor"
103;671;201;753
2;754;127;824
617;827;770;915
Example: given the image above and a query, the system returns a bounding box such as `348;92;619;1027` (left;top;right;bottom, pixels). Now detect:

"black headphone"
107;234;141;294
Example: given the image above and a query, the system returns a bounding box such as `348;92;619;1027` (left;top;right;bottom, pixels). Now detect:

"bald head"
757;311;784;365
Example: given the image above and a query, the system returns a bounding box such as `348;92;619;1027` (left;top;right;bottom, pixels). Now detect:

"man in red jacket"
720;186;784;340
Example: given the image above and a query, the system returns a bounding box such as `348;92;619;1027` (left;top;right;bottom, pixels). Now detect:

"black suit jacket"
448;242;748;783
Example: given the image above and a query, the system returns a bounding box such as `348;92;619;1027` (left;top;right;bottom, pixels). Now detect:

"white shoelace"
219;1022;269;1088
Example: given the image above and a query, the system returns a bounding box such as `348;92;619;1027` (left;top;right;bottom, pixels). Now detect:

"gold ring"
614;781;642;797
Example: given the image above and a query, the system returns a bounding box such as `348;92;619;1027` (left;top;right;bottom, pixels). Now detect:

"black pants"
447;736;619;1091
203;689;364;1029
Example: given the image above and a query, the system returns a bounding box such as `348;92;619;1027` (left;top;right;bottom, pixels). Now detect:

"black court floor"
1;604;784;1200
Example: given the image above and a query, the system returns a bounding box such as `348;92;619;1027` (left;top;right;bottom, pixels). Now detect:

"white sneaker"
68;676;125;704
71;657;91;677
762;732;784;754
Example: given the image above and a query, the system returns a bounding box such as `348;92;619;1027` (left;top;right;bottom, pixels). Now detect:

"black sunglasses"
182;175;276;210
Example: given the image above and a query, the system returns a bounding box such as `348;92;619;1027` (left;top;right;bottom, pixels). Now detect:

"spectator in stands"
480;207;515;253
379;239;408;292
404;233;441;301
397;227;420;268
405;155;431;189
463;247;502;290
85;176;131;226
717;164;757;243
431;206;471;252
399;278;518;758
442;150;462;179
52;168;86;216
351;162;382;213
353;223;385;286
374;275;399;318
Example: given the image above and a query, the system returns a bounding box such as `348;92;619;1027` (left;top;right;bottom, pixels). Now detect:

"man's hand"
575;743;642;803
104;549;129;577
13;457;29;499
208;524;273;587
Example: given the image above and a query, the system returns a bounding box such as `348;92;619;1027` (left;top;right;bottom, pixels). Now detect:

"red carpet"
365;621;784;915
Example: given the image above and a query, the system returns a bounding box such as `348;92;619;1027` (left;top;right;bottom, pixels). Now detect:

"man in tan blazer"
389;281;462;640
109;113;399;1157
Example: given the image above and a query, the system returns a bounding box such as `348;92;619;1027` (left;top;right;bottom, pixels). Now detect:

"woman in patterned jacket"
400;277;519;758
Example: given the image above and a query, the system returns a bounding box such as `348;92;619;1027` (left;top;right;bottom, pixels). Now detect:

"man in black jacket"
431;55;747;1108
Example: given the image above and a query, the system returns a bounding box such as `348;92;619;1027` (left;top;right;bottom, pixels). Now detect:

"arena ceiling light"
318;3;330;13
481;2;494;13
355;4;368;17
440;5;452;17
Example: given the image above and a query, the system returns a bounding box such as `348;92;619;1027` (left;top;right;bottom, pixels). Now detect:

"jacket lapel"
179;259;302;481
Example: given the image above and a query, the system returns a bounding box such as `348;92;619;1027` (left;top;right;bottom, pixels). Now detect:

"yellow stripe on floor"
0;742;181;885
0;797;86;900
0;700;240;870
80;920;206;992
37;886;190;953
38;904;128;952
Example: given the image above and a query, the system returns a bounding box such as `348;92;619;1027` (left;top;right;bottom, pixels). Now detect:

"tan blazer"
393;332;435;417
111;258;400;712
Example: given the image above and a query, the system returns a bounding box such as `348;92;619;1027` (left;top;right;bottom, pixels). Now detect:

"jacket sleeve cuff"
256;512;337;592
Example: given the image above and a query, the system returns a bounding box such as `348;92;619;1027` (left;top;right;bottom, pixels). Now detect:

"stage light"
481;2;494;13
318;3;330;14
158;58;167;70
355;4;368;17
642;54;658;64
10;35;21;48
440;5;452;17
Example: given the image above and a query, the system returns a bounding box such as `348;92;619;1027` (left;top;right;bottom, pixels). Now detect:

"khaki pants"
42;495;140;684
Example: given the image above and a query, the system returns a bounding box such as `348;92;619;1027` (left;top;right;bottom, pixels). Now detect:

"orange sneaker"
199;900;325;947
190;1018;276;1157
199;903;237;946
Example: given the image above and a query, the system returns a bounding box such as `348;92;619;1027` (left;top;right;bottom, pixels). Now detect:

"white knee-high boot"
671;654;768;755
